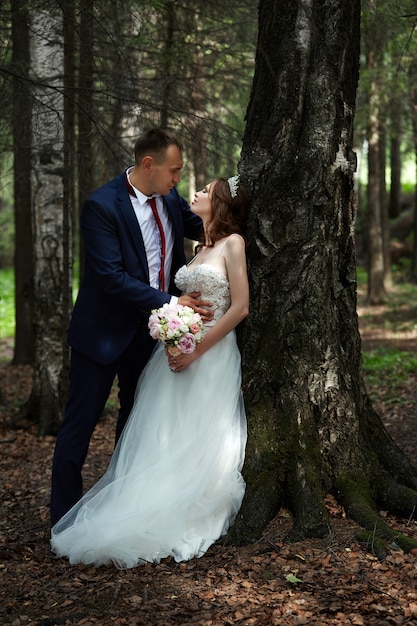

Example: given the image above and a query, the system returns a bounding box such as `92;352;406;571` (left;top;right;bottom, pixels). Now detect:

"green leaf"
286;573;303;584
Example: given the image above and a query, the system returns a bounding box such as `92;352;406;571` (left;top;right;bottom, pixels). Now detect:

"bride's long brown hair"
197;177;250;249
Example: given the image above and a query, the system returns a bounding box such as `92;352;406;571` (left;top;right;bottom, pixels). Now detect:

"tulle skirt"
50;331;246;568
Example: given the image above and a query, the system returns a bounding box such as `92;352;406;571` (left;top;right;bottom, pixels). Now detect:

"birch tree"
20;6;71;435
234;0;417;557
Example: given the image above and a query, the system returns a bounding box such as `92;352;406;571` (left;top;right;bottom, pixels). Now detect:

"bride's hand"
178;292;213;323
167;349;198;373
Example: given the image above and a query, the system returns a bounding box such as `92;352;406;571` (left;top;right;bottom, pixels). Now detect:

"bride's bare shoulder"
224;233;246;250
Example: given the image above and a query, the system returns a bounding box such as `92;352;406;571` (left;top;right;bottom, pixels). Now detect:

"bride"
50;175;250;569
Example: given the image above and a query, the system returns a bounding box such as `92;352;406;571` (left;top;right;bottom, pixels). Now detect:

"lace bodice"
175;264;230;326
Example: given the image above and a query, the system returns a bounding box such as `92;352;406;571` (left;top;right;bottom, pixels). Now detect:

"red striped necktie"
148;196;166;292
126;176;166;291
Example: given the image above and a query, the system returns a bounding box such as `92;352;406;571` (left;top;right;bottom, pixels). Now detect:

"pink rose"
167;317;182;331
149;322;162;340
177;333;196;354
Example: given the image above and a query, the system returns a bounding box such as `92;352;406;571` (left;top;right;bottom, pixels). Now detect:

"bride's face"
191;182;214;220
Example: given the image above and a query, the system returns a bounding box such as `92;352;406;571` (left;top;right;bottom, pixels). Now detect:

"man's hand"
178;292;213;323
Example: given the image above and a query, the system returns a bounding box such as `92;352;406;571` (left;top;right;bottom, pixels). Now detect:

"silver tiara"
227;175;239;198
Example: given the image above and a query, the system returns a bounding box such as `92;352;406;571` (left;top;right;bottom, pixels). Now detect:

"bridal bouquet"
148;303;205;356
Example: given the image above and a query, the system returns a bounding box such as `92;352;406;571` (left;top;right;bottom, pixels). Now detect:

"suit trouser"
50;327;156;526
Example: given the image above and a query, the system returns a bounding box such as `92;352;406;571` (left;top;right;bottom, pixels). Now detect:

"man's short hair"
134;128;183;164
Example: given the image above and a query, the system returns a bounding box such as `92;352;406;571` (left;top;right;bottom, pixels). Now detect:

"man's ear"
142;155;153;173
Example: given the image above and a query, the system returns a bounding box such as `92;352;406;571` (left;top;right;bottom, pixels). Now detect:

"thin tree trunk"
16;7;69;435
413;145;417;282
363;0;389;304
160;0;175;129
77;0;95;285
367;59;386;303
410;72;417;281
389;105;402;219
379;127;391;288
411;131;417;281
62;0;75;402
11;0;35;364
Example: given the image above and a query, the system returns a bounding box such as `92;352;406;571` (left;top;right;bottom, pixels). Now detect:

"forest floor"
2;283;417;626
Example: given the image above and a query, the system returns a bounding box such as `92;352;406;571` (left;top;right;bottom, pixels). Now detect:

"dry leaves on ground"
2;289;417;625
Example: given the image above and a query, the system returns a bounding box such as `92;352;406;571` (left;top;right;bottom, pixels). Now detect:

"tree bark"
363;0;388;304
16;7;70;435
160;0;175;129
77;0;95;285
379;127;391;288
366;53;386;303
61;0;75;404
232;0;417;557
410;67;417;281
11;0;35;365
389;102;402;220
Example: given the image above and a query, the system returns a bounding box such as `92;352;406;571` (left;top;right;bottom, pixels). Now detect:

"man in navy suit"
50;128;209;525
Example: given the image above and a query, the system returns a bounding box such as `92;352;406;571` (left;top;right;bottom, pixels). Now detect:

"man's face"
150;144;183;196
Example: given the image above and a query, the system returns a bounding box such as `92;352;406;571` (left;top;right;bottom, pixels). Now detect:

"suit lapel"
116;178;184;285
116;174;149;275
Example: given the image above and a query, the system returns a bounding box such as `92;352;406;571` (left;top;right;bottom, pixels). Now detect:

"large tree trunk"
233;0;417;558
11;0;35;365
16;7;70;435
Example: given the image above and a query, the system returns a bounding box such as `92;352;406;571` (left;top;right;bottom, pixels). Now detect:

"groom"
50;128;210;526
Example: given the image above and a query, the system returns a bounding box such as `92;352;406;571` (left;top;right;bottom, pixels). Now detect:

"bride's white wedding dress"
50;264;247;568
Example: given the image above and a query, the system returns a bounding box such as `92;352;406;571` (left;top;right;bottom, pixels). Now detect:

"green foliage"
359;270;417;401
362;348;417;385
0;156;14;267
0;266;79;341
0;201;14;266
0;267;14;338
356;266;368;288
362;347;417;405
402;182;415;195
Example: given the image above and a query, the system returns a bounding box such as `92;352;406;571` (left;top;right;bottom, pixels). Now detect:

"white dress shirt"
126;168;175;292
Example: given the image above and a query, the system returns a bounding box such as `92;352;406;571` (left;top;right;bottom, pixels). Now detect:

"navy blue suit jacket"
68;173;203;365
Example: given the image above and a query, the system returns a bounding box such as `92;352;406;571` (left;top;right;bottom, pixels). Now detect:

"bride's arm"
168;234;249;370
